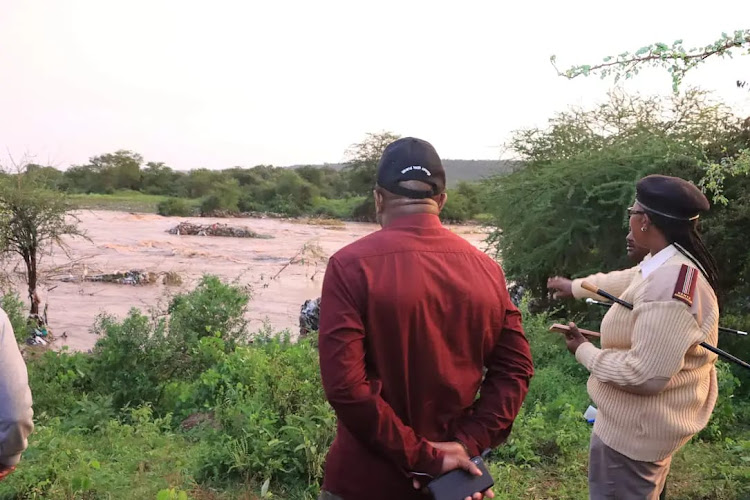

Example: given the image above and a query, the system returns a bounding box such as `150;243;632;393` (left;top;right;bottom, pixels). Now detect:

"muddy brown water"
8;210;491;352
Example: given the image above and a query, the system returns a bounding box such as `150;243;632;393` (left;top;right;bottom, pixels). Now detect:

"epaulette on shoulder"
673;264;698;306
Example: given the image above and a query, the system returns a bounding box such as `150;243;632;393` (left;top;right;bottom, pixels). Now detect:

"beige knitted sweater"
571;246;719;462
0;308;34;467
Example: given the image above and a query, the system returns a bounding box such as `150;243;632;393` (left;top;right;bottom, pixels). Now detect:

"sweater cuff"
575;342;600;371
571;278;587;299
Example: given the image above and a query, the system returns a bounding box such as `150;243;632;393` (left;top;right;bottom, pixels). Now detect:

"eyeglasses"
627;207;646;217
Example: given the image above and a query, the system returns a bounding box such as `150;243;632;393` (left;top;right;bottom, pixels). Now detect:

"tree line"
4;135;490;222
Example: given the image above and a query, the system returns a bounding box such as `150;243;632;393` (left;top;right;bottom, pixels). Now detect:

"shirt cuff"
414;445;445;478
575;342;600;371
453;429;482;458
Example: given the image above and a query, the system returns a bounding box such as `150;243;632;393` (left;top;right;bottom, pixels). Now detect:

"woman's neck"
649;237;671;256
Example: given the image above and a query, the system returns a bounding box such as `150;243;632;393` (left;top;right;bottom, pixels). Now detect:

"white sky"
1;0;748;170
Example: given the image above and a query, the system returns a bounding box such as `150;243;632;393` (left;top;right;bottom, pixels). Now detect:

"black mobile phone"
426;456;494;500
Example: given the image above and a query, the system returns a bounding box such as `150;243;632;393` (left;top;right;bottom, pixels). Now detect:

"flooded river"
9;211;491;352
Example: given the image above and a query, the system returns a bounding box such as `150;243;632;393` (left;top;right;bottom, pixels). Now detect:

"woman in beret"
548;174;720;500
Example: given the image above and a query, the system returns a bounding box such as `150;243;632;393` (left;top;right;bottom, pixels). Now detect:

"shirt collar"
640;244;678;278
385;213;443;229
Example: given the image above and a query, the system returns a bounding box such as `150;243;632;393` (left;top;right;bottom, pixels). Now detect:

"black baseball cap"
636;174;710;221
376;137;446;199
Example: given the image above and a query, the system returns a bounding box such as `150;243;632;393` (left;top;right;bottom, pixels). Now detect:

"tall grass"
1;279;747;500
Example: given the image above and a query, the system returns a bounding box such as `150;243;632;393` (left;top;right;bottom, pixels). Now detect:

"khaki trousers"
589;432;671;500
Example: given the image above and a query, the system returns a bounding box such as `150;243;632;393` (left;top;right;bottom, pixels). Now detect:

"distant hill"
288;159;519;187
441;160;520;186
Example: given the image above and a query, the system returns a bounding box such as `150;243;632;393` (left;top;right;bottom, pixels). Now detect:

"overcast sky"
1;0;748;170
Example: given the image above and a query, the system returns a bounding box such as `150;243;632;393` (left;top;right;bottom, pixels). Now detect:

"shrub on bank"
1;291;28;342
157;197;194;216
310;196;365;219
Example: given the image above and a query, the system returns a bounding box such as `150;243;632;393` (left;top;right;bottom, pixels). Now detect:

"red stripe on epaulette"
673;264;698;306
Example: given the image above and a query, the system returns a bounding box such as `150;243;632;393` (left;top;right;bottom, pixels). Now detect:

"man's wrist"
453;438;471;456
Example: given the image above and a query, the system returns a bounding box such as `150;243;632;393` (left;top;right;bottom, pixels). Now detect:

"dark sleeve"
318;257;445;478
452;270;534;457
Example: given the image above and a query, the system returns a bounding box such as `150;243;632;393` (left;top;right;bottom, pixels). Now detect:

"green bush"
26;349;94;418
1;291;27;342
157;197;194;216
237;169;320;216
88;310;171;410
200;179;241;215
441;181;487;223
349;195;376;221
310;196;365;219
717;312;750;396
440;190;473;222
89;275;250;411
484;90;749;300
0;406;193;500
167;275;250;349
698;362;745;442
190;335;335;494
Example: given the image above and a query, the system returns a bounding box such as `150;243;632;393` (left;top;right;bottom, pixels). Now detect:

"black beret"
635;174;709;221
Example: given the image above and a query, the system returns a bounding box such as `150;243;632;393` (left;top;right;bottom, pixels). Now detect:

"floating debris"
163;271;183;286
299;297;320;337
167;222;273;239
61;269;157;285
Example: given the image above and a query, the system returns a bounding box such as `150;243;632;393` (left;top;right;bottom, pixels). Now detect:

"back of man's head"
374;138;448;224
376;137;446;199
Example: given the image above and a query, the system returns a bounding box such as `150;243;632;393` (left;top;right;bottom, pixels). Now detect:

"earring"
641;226;647;232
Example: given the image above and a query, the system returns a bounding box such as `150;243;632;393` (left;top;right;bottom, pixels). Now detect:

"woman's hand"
564;322;589;355
547;277;573;299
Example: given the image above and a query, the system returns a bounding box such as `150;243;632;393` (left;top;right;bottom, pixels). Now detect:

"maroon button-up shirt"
318;213;533;499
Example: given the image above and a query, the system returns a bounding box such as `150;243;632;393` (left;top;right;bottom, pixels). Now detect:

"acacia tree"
485;90;746;299
343;131;401;196
0;162;85;319
551;29;750;204
340;131;401;221
551;29;750;92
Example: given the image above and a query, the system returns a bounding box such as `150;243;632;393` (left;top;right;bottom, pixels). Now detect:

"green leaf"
157;490;171;500
178;492;188;500
635;46;650;55
89;459;101;470
603;56;612;62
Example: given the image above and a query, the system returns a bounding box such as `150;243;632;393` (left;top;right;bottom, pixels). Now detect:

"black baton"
581;281;750;371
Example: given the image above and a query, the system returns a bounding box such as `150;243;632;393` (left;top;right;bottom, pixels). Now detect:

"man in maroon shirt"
318;137;534;500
